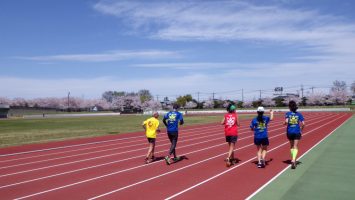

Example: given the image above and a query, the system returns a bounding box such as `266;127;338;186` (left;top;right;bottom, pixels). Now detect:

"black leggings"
168;133;178;157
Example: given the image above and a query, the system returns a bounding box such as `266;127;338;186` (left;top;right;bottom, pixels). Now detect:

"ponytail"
257;111;264;123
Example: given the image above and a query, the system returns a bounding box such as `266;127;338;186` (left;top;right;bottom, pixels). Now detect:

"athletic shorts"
287;133;302;140
254;137;269;146
225;136;238;143
147;138;156;144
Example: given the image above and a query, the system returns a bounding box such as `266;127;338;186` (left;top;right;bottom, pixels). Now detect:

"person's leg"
289;139;295;160
146;142;154;163
261;138;269;166
168;134;178;157
291;139;299;162
228;142;235;159
256;145;262;163
261;145;268;166
172;134;178;158
151;142;155;160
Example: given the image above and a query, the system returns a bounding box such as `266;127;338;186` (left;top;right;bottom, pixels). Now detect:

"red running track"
0;112;351;200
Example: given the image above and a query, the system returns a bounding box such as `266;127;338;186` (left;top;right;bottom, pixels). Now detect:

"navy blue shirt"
163;111;184;133
250;116;270;139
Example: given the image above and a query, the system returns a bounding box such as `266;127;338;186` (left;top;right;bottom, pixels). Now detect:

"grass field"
0;114;253;148
252;115;355;200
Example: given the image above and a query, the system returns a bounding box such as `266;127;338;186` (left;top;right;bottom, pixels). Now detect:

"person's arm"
284;113;288;125
162;116;168;127
250;120;254;131
269;110;274;121
221;117;225;125
156;122;161;133
179;118;184;125
142;121;146;130
300;114;305;130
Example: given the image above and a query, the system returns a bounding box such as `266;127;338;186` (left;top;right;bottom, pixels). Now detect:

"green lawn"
252;115;355;200
0;114;252;148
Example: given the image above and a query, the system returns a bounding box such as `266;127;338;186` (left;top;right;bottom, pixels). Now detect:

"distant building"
0;104;10;118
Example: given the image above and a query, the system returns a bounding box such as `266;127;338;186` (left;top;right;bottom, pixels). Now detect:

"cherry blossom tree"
185;101;197;109
11;98;28;107
203;99;214;109
262;97;275;107
141;100;162;111
283;96;301;105
0;97;11;105
329;90;348;105
243;101;253;108
307;92;325;106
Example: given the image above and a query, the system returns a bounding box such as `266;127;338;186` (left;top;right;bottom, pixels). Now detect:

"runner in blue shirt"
284;100;305;169
163;104;184;165
250;107;274;168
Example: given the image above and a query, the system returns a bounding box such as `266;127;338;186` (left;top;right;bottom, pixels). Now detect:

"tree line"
0;80;354;112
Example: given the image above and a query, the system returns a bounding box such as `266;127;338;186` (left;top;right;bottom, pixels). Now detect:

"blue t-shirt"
163;111;183;133
250;116;270;139
285;111;304;134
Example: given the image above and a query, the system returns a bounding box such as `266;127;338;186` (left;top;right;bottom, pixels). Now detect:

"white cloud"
93;0;355;59
16;50;180;62
1;57;353;100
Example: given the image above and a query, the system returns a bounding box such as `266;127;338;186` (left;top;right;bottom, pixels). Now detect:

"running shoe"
164;156;171;165
291;161;296;169
231;158;237;165
257;162;262;168
173;156;181;162
261;159;266;168
225;158;232;167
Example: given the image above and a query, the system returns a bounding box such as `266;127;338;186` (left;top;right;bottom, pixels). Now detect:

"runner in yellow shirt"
142;112;160;164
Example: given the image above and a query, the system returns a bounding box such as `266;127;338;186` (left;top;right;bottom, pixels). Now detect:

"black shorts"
226;136;238;143
254;138;269;146
147;138;156;144
287;133;302;140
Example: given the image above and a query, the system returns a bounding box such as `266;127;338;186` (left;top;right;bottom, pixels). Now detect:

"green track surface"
252;115;355;200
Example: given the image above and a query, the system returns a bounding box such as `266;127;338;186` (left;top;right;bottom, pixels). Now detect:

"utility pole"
259;90;262;100
197;92;200;103
156;95;159;101
301;85;304;98
67;92;70;111
212;92;215;100
311;86;315;94
242;89;244;102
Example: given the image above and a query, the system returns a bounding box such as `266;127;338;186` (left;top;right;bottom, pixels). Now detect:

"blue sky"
1;0;354;101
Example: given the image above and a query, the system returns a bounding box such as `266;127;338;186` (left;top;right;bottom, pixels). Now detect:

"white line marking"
88;115;343;200
244;114;351;200
0;123;223;157
164;114;347;200
1;115;328;190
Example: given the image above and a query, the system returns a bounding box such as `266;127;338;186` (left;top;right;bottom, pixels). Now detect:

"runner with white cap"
250;106;274;168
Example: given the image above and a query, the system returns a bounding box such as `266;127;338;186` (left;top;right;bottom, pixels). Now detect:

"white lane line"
0;114;325;168
244;114;351;200
84;114;340;200
0;122;224;157
0;124;224;163
0;114;327;189
164;114;346;200
0;119;290;181
1;119;300;190
0;125;232;169
10;119;301;198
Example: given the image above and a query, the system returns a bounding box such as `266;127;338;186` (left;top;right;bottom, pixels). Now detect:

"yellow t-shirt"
142;117;160;138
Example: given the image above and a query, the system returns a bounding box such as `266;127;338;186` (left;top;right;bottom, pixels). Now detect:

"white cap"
257;106;265;112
